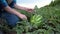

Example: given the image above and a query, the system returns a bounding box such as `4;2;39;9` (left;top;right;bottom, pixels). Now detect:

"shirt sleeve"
0;0;8;8
12;0;16;5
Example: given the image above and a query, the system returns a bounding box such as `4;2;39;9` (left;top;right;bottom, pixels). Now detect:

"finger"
22;16;27;20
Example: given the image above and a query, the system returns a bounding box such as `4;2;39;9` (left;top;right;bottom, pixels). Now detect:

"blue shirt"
0;0;16;11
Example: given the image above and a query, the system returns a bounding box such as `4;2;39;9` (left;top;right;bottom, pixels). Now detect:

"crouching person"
0;0;33;34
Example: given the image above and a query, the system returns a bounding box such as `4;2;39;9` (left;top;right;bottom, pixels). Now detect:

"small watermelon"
30;14;42;25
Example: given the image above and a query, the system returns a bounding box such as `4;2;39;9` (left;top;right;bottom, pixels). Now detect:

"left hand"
26;8;34;13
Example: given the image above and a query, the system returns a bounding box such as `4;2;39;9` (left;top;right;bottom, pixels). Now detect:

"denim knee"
7;16;19;27
7;15;19;27
0;31;4;34
3;12;19;27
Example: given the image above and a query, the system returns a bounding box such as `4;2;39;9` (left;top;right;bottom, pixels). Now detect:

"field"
0;0;60;34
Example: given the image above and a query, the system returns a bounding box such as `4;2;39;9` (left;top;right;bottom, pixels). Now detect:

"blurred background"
17;0;52;8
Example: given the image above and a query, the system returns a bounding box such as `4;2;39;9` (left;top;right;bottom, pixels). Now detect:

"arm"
14;4;34;13
14;4;28;11
0;0;27;20
4;6;22;17
4;6;27;20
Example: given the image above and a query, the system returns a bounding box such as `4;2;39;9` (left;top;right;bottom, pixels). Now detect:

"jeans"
0;31;3;34
0;11;19;27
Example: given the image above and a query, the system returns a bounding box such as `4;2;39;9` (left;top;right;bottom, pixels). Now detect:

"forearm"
4;6;22;17
14;4;28;11
14;4;34;13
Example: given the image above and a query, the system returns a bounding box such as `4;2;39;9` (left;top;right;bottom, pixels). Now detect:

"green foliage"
49;0;60;6
0;0;60;34
14;0;60;34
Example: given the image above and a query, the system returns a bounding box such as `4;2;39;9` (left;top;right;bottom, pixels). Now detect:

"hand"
19;14;27;20
26;8;34;13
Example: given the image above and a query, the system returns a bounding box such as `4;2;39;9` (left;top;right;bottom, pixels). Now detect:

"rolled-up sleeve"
0;0;8;8
10;0;16;8
12;0;16;5
13;0;16;3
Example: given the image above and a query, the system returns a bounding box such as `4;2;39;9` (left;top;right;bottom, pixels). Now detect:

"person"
0;0;33;34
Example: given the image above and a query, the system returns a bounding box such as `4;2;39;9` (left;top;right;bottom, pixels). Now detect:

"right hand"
19;14;27;20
